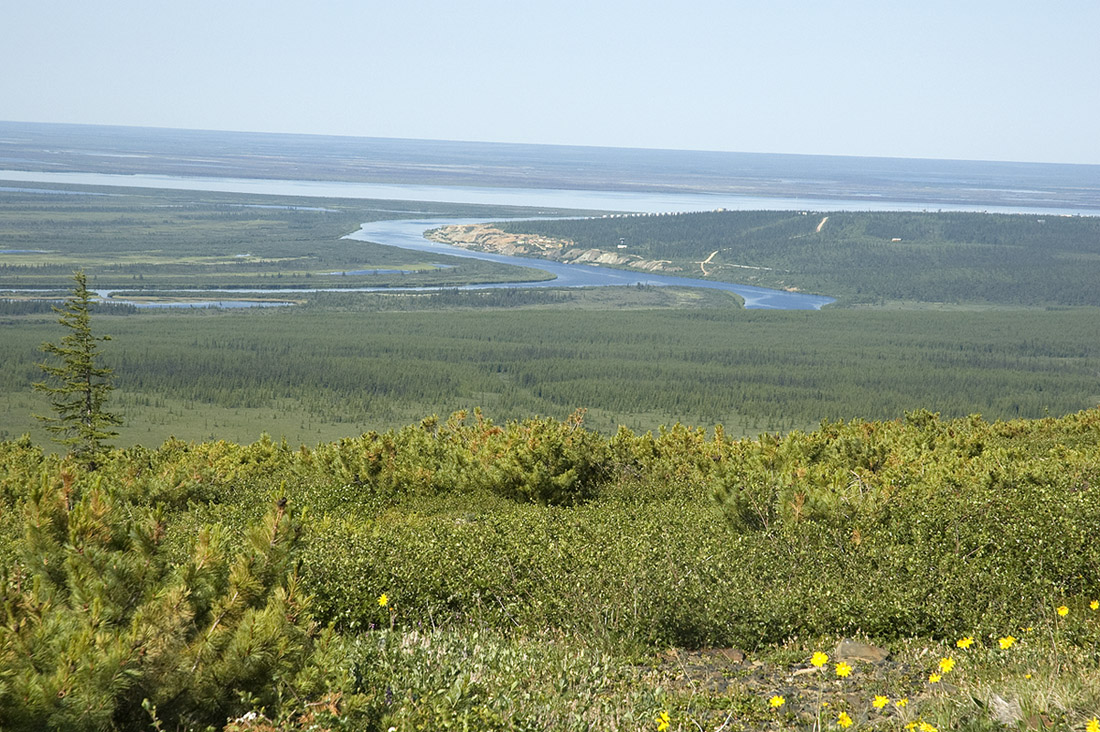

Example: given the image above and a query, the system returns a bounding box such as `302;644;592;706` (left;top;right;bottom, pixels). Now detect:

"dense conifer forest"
2;305;1099;444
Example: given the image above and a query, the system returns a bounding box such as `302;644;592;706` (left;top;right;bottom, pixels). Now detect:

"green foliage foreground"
1;408;1098;730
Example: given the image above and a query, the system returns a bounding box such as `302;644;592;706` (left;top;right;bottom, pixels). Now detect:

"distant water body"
3;122;1099;212
1;169;1098;217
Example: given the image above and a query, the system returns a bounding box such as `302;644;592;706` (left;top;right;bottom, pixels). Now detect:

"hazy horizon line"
3;118;1097;170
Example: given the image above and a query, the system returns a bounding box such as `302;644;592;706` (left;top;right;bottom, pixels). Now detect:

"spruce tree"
33;269;121;467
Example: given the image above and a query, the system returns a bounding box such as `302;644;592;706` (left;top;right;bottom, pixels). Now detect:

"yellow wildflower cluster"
925;655;955;684
770;616;1100;732
656;710;670;731
904;721;939;732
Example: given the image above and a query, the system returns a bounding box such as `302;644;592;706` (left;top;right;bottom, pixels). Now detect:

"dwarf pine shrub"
0;473;319;731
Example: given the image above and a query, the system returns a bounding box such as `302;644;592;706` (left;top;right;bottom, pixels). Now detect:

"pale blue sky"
2;0;1098;164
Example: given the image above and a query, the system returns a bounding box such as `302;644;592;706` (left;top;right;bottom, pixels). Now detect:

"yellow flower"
918;722;939;732
811;651;830;668
378;593;389;607
836;661;853;678
1057;605;1069;617
956;636;974;649
1090;600;1099;611
837;711;853;729
999;636;1016;649
657;711;670;731
928;672;942;683
1085;718;1099;732
895;697;909;708
938;657;955;673
905;723;917;731
872;695;889;709
769;695;785;709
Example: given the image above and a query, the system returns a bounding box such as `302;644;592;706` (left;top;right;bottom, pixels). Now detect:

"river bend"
343;218;836;310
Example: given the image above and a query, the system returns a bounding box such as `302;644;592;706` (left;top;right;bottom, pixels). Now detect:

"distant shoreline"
2;170;1098;218
2;121;1099;213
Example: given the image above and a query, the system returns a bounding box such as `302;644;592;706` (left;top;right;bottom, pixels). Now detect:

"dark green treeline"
3;305;1098;441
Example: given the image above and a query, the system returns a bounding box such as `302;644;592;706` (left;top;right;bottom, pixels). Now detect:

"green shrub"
297;409;611;508
2;407;1100;728
0;474;321;731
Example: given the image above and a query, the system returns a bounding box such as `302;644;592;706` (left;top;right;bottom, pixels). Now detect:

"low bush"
0;477;322;731
0;408;1098;728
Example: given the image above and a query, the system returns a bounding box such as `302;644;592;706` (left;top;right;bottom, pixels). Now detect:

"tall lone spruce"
34;269;121;467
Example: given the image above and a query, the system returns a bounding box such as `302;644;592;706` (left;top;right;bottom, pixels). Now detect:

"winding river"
341;218;836;310
79;217;834;310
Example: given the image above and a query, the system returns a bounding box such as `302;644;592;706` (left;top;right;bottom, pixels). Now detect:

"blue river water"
74;218;834;310
342;219;836;310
